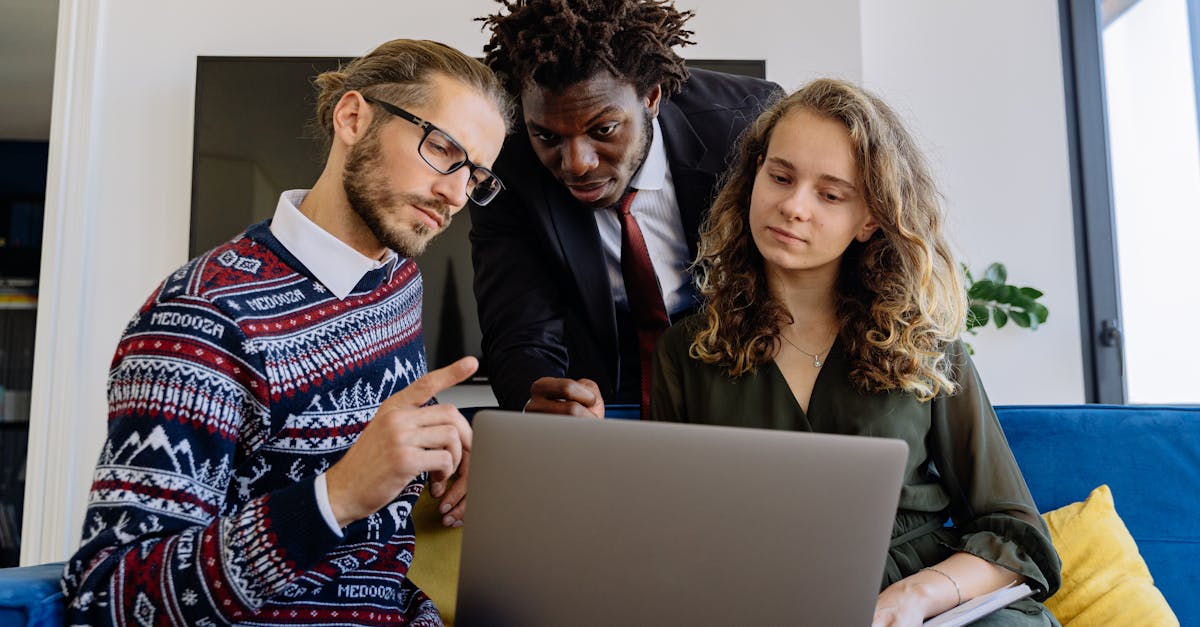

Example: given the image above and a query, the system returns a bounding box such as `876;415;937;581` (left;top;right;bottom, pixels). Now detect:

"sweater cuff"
313;473;344;537
257;476;344;574
215;476;344;611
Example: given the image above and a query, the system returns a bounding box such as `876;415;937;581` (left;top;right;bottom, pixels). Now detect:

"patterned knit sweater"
63;222;442;626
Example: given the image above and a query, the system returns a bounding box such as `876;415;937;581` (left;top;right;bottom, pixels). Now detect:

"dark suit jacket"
470;68;782;410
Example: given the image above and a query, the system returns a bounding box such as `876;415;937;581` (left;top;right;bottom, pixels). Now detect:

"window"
1060;0;1200;403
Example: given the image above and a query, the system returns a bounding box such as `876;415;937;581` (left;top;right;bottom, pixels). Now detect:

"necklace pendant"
813;355;822;368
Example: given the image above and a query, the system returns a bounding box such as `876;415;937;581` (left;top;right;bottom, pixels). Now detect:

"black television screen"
190;57;766;374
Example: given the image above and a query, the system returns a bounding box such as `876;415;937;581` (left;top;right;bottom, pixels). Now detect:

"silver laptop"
455;410;908;627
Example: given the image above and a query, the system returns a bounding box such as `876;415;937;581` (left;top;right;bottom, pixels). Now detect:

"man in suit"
472;0;782;419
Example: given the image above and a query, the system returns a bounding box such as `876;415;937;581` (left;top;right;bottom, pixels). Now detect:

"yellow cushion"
1041;484;1178;626
408;488;464;626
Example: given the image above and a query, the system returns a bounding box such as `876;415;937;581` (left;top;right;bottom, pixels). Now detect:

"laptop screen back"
456;411;907;627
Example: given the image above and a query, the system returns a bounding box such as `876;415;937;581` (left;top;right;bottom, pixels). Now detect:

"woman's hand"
872;579;938;627
872;553;1023;626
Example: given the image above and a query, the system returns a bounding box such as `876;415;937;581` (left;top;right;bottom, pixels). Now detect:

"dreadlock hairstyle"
691;79;967;402
310;39;514;152
478;0;695;99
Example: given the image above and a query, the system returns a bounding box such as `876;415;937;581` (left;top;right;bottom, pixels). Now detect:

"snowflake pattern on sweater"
63;222;443;626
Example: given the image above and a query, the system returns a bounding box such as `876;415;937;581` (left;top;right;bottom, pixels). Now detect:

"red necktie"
615;189;669;419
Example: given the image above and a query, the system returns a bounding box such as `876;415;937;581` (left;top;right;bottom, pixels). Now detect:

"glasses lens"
469;171;503;206
420;129;467;173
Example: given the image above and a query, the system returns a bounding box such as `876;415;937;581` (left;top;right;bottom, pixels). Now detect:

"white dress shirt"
593;118;695;316
269;189;396;535
270;189;395;299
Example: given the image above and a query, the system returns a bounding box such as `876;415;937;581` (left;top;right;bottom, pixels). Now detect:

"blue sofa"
996;404;1200;624
0;562;62;626
3;404;1197;625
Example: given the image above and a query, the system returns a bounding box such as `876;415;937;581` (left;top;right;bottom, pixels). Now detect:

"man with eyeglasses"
62;39;510;626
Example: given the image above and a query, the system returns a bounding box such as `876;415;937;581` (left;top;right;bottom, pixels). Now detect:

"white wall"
683;0;863;87
28;0;1087;565
860;0;1085;404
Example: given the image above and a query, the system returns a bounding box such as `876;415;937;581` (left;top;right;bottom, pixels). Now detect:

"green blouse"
650;316;1062;611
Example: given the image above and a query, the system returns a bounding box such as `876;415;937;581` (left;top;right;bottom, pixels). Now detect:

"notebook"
455;410;908;626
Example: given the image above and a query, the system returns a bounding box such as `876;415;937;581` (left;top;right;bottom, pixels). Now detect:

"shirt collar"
269;189;395;300
629;118;667;191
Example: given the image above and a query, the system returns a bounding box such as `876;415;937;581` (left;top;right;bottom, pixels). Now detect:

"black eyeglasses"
362;95;505;206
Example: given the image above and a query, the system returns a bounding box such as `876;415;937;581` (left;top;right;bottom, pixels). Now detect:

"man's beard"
342;128;451;258
635;107;654;174
624;107;652;189
609;108;655;202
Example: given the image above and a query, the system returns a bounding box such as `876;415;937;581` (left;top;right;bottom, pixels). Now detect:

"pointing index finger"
384;356;478;409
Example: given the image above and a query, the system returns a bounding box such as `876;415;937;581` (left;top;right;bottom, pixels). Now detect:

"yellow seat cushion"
1041;484;1178;626
408;487;464;626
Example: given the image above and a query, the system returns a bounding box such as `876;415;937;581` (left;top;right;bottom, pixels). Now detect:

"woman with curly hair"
650;79;1062;626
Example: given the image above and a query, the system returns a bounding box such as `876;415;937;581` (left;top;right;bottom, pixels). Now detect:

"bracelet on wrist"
921;566;963;607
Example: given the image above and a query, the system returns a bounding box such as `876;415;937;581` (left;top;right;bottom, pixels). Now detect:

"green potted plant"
963;263;1049;350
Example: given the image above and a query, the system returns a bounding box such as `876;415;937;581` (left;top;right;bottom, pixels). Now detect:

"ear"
855;218;880;243
644;84;663;118
331;90;374;148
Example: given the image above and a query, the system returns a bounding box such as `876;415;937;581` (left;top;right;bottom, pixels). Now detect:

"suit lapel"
538;172;620;382
671;167;716;259
658;100;718;259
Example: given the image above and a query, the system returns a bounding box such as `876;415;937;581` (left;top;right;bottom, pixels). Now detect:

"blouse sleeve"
649;322;693;422
929;341;1062;599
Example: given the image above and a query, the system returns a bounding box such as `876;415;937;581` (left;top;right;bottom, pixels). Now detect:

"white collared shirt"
270;189;395;300
269;189;397;536
593;118;694;316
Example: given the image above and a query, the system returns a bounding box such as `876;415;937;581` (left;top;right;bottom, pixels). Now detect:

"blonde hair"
312;39;514;149
691;78;966;401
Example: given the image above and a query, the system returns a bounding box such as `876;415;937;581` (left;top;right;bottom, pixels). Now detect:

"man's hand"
431;376;604;527
525;377;605;418
430;449;469;528
325;357;477;528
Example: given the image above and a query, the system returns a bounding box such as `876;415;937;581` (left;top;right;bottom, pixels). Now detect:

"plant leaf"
1012;295;1037;310
994;308;1009;329
968;280;996;301
985;263;1007;284
1018;286;1044;299
1031;303;1049;323
1010;309;1032;328
968;304;990;328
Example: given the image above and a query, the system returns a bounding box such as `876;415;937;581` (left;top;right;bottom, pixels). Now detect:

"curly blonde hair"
691;78;965;401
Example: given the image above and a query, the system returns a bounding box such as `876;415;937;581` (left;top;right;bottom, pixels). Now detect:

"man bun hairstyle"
479;0;695;99
312;38;514;149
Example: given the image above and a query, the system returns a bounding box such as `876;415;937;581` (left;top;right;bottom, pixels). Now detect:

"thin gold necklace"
779;332;836;368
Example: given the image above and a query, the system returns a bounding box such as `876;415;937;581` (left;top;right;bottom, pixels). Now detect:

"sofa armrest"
0;562;66;627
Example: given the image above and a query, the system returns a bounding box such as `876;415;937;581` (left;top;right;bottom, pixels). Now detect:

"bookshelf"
0;421;27;566
0;140;46;566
